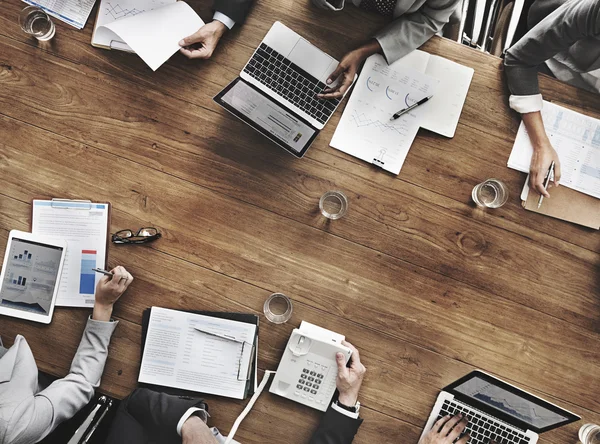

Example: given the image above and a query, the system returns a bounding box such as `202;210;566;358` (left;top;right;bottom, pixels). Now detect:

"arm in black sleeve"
213;0;255;24
309;406;364;444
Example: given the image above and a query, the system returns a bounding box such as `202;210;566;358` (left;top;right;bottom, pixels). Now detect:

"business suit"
214;0;254;24
0;317;117;444
106;388;363;444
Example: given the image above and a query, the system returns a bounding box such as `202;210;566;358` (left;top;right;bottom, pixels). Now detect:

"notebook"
92;1;204;71
139;307;259;399
31;199;111;308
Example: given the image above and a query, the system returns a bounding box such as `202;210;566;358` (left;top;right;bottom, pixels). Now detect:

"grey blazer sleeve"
374;0;461;64
213;0;255;24
8;318;117;444
504;0;600;96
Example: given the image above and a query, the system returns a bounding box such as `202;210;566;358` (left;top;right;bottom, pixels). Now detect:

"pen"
194;327;242;344
92;267;113;276
537;161;555;209
390;95;433;121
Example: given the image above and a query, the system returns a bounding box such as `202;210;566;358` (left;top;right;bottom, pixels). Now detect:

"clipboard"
140;308;260;399
521;179;600;229
31;198;112;307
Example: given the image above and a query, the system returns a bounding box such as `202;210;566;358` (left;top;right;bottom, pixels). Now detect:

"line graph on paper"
103;0;171;20
104;2;144;19
349;110;407;136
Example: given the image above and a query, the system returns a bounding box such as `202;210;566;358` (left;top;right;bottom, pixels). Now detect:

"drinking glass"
263;293;293;324
319;190;348;220
19;6;55;41
472;179;509;208
580;424;600;444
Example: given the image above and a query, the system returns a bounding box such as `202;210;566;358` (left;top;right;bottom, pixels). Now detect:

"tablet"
0;230;67;324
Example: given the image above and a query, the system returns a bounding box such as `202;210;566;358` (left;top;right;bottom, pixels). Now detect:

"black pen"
390;95;433;121
92;267;113;276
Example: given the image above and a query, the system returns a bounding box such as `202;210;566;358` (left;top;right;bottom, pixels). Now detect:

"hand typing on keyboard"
419;414;472;444
317;39;382;100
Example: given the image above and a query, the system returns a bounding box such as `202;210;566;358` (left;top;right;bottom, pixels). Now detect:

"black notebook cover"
140;307;259;399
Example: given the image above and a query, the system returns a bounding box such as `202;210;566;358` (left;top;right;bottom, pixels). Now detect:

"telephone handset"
269;322;352;412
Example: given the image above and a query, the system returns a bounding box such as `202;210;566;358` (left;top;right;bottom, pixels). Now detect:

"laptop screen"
214;78;318;158
448;371;579;433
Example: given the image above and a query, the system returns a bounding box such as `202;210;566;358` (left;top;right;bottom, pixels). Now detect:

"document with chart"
139;307;257;399
32;200;110;307
330;54;439;175
508;101;600;199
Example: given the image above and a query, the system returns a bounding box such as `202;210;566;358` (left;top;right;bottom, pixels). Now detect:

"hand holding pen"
537;161;555;208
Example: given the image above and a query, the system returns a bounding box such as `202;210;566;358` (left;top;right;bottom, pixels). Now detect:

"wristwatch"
335;399;361;414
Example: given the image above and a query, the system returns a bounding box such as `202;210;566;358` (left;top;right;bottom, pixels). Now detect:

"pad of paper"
99;1;204;71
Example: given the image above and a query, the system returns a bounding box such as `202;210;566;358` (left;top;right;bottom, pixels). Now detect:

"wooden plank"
0;37;598;331
1;117;599;420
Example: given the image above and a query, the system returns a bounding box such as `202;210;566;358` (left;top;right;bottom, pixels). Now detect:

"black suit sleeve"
309;406;364;444
213;0;254;24
105;389;207;444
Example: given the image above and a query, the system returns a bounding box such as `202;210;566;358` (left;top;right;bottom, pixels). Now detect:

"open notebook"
139;307;259;399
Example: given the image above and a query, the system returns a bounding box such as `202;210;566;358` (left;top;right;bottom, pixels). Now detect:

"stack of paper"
508;101;600;199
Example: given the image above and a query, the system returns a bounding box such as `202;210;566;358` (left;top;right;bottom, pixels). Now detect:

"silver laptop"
421;371;580;444
214;21;350;158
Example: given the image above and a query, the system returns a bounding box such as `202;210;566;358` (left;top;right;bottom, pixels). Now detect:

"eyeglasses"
112;227;161;244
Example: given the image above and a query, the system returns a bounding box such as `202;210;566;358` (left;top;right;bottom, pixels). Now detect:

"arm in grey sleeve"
504;0;600;96
374;0;461;64
26;318;117;442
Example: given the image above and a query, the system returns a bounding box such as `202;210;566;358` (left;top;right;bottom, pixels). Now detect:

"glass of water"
263;293;293;324
19;6;55;41
472;179;509;208
319;190;348;220
580;424;600;444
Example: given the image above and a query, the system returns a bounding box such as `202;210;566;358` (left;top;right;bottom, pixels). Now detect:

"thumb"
179;31;201;47
554;162;561;186
327;64;345;85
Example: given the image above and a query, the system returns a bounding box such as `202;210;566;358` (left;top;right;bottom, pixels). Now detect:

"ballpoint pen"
194;327;242;343
390;95;433;121
537;161;555;209
92;267;114;276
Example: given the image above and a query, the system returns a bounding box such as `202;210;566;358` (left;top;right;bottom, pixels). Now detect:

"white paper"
508;101;600;199
31;200;109;307
24;0;96;29
99;1;204;71
393;50;474;138
93;0;175;51
139;307;257;399
330;54;438;175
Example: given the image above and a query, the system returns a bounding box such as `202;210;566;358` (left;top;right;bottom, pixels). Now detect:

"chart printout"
330;54;439;175
509;100;600;199
32;201;109;307
24;0;97;29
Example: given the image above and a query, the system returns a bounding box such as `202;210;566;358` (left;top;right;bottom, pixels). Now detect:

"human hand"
418;414;469;444
529;140;561;198
179;20;228;60
336;340;366;406
92;266;133;322
181;415;218;444
317;50;363;100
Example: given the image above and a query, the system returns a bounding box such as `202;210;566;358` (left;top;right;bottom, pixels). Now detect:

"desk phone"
269;327;352;412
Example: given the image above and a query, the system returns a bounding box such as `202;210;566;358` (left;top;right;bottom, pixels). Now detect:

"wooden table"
1;0;599;442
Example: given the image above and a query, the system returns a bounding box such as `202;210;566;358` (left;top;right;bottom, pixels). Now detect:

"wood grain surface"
0;0;599;442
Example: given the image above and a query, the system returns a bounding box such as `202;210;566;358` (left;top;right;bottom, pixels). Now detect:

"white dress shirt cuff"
177;407;209;436
213;12;235;29
331;401;360;419
509;94;543;114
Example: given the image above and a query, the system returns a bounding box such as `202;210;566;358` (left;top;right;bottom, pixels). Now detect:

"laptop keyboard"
242;43;341;124
438;400;531;444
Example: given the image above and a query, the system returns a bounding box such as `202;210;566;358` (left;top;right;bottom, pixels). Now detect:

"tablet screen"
0;237;64;315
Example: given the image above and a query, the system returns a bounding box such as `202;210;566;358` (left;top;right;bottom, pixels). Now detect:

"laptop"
420;370;580;444
214;21;351;158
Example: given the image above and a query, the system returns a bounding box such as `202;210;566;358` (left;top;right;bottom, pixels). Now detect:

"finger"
456;434;470;444
335;77;353;97
179;47;212;60
432;415;452;433
554;161;561;185
335;352;347;375
440;414;464;436
532;172;550;198
326;64;345;85
179;31;202;47
446;418;468;442
343;341;361;366
317;90;343;100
